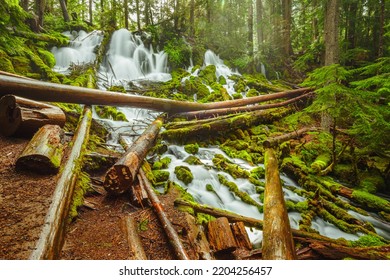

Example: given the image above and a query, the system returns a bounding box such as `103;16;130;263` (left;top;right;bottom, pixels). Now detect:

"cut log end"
103;167;133;195
16;154;60;174
0;95;22;136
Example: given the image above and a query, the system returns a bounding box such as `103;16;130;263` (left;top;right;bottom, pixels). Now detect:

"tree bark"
138;168;190;260
0;73;312;114
207;217;237;254
231;222;252;250
16;124;64;174
0;95;66;137
324;0;340;65
59;0;71;22
30;106;92;260
104;117;164;195
263;147;296;260
121;216;148;260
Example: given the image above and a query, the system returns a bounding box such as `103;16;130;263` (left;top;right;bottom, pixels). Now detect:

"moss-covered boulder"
174;166;194;185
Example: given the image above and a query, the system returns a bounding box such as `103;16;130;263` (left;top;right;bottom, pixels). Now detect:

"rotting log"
263;147;296;260
138;168;190;260
122;216;148;260
130;178;149;208
162;108;292;142
0;95;66;137
263;127;322;148
231;222;252;250
0;74;312;113
30;106;92;260
104;116;164;195
171;92;313;120
206;217;237;255
15;124;64;174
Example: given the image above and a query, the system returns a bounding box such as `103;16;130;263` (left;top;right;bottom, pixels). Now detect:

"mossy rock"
332;163;355;183
174;165;194;185
152;157;172;170
358;170;386;193
246;88;259;97
184;155;203;165
152;170;170;182
184;143;199;154
198;64;217;85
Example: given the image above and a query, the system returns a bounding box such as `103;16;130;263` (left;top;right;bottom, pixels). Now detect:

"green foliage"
350;234;386;247
163;37;192;69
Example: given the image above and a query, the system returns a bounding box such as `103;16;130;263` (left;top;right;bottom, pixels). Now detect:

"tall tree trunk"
256;0;264;49
324;0;340;65
21;0;29;11
135;0;141;31
124;0;129;29
312;0;319;41
59;0;70;22
378;0;385;57
89;0;93;25
189;0;195;37
282;0;293;57
247;0;254;72
35;0;45;30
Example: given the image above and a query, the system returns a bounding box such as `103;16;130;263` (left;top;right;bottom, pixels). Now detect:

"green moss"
352;190;390;212
212;153;250;179
152;157;172;170
246;88;259;97
184;155;203;165
350;234;386;247
184;143;199;154
174;165;194;185
358;171;386;193
198;64;217;85
94;106;128;121
68;171;92;221
310;153;332;173
152;170;170;182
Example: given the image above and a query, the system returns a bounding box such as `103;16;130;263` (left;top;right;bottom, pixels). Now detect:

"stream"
51;29;390;246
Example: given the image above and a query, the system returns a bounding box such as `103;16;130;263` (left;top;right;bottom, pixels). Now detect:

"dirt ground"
0;134;201;260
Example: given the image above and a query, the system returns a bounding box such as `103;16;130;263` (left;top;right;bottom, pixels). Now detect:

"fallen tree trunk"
262;147;296;260
162;108;292;142
0;95;66;137
206;217;238;254
263;127;322;148
30;106;92;260
122;216;148;260
171;92;313;120
16;124;64;174
104;116;164;195
138;168;190;260
0;74;311;113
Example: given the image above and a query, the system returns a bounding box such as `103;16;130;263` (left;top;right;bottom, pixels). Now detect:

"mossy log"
0;95;66;137
138;168;190;260
121;216;148;260
263;127;322;148
310;153;333;173
104;116;164;195
263;148;296;260
171;92;313;120
0;74;311;113
15;124;64;174
162;108;291;142
30;106;92;260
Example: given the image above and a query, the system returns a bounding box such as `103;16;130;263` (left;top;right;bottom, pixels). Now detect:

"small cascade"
51;30;103;73
98;28;171;88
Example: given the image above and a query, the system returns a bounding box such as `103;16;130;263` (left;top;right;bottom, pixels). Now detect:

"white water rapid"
51;30;103;74
50;29;390;246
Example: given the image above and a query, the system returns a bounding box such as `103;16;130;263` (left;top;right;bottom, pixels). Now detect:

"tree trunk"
282;0;293;57
30;106;92;260
0;95;66;137
16;124;64;174
206;217;237;254
171;92;313;120
135;0;141;31
378;0;385;57
104;117;164;195
0;73;312;113
324;0;340;65
263;127;321;148
35;0;45;30
138;168;190;260
121;216;148;260
59;0;71;23
256;0;264;49
262;148;296;260
231;222;252;250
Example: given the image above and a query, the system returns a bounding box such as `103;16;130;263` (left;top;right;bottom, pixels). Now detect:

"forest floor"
0;134;201;260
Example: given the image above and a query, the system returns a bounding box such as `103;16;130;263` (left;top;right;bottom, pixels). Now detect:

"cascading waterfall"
51;30;103;73
98;28;171;88
50;30;390;246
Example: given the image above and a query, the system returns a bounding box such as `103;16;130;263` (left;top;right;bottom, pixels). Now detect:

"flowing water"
51;29;390;245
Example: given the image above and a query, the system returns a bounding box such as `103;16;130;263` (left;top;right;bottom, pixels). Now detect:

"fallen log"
130;179;149;208
231;221;252;250
30;106;92;260
0;95;66;137
171;92;313;120
122;216;148;260
104;116;164;195
174;199;349;245
0;74;311;113
138;168;190;260
262;147;296;260
263;127;322;148
15;124;64;174
162;108;292;142
206;217;237;255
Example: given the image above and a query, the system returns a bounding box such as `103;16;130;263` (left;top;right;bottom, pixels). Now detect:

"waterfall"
51;30;103;74
98;28;171;87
